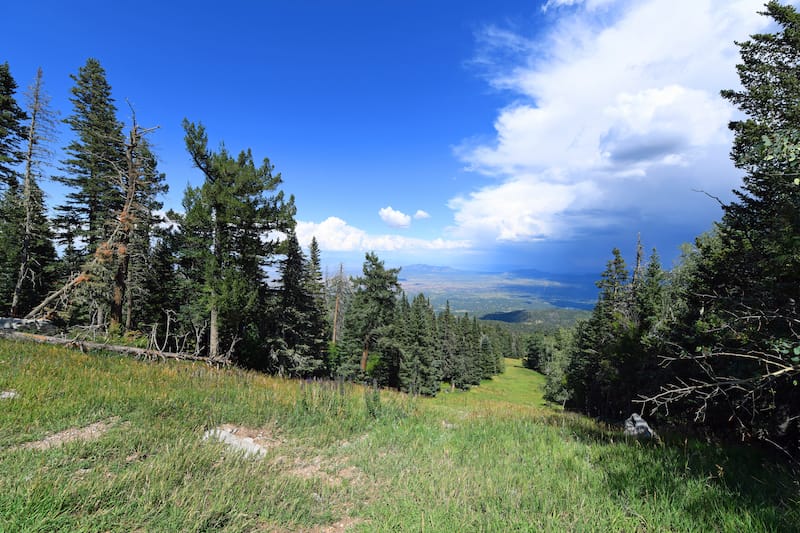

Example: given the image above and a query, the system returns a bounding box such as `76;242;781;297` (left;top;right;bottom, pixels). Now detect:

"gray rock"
624;413;656;439
0;317;57;335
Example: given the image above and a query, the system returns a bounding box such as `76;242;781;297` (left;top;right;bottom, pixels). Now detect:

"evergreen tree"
653;2;800;450
268;231;326;376
541;328;575;406
45;59;126;326
399;293;441;395
303;236;329;356
567;248;632;417
140;216;184;341
339;252;400;379
0;62;28;313
180;120;293;363
55;58;125;258
463;316;483;385
0;62;26;187
438;301;467;390
524;332;548;372
564;243;668;418
478;332;495;380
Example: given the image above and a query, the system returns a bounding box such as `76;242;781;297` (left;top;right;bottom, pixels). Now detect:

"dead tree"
327;263;352;344
25;112;158;324
10;68;57;318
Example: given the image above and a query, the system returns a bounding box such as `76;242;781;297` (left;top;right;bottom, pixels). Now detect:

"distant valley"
398;264;596;328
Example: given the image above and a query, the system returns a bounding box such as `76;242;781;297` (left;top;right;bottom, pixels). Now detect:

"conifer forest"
1;0;800;463
0;59;510;397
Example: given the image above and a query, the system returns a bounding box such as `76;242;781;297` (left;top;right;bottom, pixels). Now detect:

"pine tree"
464;316;483;385
0;62;28;313
56;58;125;257
655;2;800;449
438;301;466;390
339;252;400;378
180;119;293;362
566;248;632;416
0;62;26;187
268;231;326;376
140;217;183;341
44;59;126;326
399;293;441;395
304;236;328;354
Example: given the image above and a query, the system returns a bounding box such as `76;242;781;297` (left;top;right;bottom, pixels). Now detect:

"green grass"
433;359;548;409
0;341;797;532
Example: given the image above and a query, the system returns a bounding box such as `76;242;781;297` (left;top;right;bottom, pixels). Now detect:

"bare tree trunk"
330;263;348;343
125;264;133;330
360;341;369;372
95;305;105;329
110;123;141;329
209;302;219;360
11;69;44;318
207;203;222;360
332;292;340;343
632;232;643;286
111;259;126;329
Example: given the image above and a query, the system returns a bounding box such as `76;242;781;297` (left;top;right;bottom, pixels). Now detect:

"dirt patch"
337;466;361;481
307;516;365;532
20;417;120;451
264;516;365;533
292;460;341;486
274;455;365;488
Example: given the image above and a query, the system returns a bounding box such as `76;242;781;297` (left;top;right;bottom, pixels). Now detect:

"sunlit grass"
1;339;797;531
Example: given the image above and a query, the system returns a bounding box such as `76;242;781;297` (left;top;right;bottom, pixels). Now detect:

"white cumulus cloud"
296;217;470;252
452;0;769;242
413;210;431;220
379;206;412;228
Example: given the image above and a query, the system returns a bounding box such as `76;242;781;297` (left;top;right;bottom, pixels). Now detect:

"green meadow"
0;338;797;532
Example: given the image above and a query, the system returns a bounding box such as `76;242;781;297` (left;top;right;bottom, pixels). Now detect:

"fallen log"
0;330;224;364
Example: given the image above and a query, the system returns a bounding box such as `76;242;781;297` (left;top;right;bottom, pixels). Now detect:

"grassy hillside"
0;339;797;531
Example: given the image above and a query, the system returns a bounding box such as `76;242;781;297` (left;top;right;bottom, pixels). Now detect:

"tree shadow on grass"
540;412;799;529
595;434;799;530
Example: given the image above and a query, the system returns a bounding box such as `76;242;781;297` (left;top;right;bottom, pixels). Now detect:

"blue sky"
3;0;784;274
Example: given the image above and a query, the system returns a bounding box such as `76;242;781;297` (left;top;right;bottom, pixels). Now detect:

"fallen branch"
0;330;220;364
24;273;89;319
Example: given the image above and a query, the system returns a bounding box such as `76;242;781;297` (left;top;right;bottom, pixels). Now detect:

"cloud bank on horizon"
298;0;776;265
296;217;470;253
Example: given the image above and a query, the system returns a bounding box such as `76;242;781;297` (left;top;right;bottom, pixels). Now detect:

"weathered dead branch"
0;330;221;364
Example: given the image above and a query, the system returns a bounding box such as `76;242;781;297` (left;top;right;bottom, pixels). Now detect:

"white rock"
202;428;267;458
